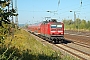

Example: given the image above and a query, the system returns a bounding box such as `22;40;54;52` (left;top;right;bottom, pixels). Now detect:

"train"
28;19;64;43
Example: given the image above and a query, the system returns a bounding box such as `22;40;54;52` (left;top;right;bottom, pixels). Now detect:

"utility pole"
11;0;14;38
70;11;76;29
74;11;76;22
15;0;18;27
74;11;76;29
12;0;14;23
81;0;82;7
7;1;9;11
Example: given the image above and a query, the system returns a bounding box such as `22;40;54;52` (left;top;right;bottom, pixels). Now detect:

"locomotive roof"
42;19;57;23
42;19;63;24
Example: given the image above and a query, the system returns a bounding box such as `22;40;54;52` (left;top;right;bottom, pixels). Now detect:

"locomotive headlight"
51;32;55;35
51;33;54;35
61;33;63;34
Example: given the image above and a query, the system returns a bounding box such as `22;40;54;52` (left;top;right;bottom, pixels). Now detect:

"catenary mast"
15;0;18;26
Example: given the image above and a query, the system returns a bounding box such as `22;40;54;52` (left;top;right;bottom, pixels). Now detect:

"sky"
15;0;90;24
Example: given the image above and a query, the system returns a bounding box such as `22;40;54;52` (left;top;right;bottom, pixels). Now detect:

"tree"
0;0;18;41
75;18;81;29
80;19;86;29
86;21;90;30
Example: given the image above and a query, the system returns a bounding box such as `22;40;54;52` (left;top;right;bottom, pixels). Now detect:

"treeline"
0;0;18;43
63;18;90;31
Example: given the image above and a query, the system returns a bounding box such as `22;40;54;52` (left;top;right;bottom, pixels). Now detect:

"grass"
0;29;78;60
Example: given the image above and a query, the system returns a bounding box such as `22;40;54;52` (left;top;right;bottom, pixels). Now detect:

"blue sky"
16;0;90;24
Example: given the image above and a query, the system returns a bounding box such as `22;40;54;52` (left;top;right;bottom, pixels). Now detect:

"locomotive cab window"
51;25;62;28
57;25;62;28
51;25;57;28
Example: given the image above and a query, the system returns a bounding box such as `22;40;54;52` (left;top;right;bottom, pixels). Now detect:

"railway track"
27;31;90;60
65;30;90;37
65;38;90;48
65;34;90;45
73;41;90;48
54;39;90;60
65;30;90;46
55;44;90;60
63;44;90;56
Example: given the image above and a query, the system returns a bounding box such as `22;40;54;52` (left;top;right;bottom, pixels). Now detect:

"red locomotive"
28;19;64;43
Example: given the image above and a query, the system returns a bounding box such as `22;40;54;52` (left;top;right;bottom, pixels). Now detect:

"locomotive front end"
50;22;64;43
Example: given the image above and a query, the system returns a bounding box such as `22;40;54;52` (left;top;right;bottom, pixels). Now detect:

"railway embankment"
0;29;78;60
